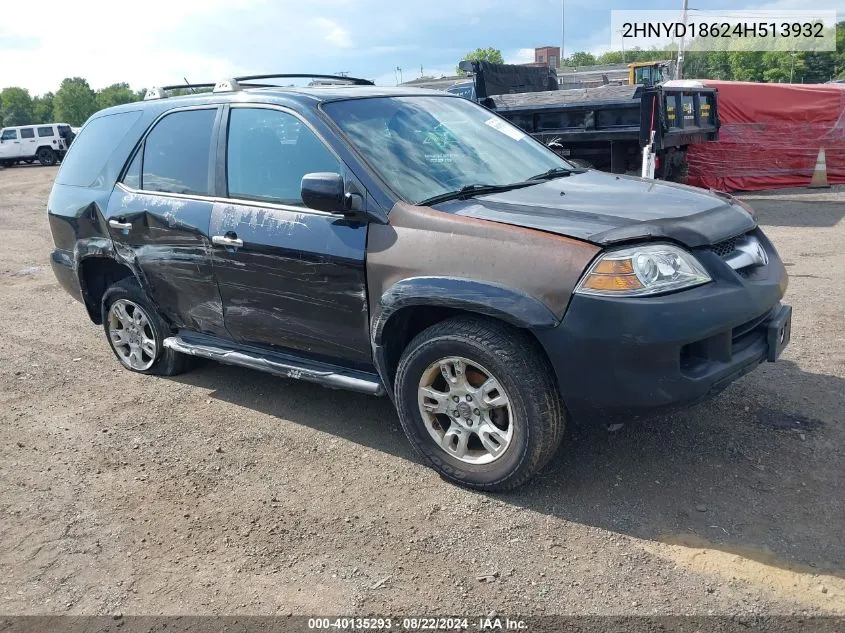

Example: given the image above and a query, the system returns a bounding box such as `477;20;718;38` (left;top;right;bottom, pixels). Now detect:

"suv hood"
434;170;756;247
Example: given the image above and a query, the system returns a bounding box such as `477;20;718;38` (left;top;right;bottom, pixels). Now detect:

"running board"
163;334;385;396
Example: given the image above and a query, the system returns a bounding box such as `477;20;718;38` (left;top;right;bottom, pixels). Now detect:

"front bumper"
534;230;790;425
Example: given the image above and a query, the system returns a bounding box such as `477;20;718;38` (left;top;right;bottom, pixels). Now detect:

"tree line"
0;78;188;128
563;21;845;84
0;78;145;128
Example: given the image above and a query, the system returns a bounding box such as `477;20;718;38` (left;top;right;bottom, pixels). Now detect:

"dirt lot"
0;165;843;616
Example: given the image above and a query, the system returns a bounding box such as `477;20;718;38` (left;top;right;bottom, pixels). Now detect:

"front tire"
395;316;565;491
101;278;189;376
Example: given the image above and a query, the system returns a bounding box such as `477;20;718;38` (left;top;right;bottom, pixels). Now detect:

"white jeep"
0;123;74;167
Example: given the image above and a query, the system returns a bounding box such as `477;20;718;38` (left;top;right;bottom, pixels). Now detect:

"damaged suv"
48;74;791;491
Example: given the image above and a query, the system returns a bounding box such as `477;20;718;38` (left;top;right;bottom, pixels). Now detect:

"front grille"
712;236;738;259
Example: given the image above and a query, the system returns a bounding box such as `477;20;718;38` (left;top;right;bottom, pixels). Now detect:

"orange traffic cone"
809;148;830;188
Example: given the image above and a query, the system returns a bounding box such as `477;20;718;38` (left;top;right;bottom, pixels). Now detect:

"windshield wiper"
527;166;583;181
418;182;537;206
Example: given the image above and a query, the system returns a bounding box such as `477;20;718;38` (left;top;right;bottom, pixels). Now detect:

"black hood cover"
435;171;756;247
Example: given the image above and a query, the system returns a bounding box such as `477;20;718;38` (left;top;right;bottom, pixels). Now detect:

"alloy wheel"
107;299;157;370
417;356;514;465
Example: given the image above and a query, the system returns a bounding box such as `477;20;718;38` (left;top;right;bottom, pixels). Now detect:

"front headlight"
575;243;711;297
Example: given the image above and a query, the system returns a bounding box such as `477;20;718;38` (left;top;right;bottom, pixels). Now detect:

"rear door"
0;128;21;159
106;106;228;338
37;126;59;152
19;127;37;157
210;105;371;364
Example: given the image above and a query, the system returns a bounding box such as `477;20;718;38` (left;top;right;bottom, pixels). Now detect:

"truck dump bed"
489;83;719;152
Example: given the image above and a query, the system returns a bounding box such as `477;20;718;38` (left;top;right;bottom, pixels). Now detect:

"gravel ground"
0;166;843;616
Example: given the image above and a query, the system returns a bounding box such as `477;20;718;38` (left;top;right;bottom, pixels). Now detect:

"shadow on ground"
171;356;844;580
749;200;845;228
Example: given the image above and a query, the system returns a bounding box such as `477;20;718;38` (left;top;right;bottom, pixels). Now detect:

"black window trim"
218;102;347;217
37;126;55;137
117;104;221;200
116;102;349;219
20;127;35;139
2;129;19;140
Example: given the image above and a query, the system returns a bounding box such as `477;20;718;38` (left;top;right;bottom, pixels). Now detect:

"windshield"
323;96;573;204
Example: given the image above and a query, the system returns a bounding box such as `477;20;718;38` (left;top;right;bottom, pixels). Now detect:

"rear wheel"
36;147;57;166
394;316;565;491
102;278;190;376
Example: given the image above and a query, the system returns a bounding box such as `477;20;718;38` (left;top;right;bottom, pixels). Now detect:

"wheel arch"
371;277;559;395
77;255;138;324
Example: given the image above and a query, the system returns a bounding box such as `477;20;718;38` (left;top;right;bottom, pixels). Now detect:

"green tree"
32;93;54;123
800;51;837;83
54;77;97;126
564;51;597;67
0;87;34;126
596;51;625;64
96;82;138;110
457;47;505;74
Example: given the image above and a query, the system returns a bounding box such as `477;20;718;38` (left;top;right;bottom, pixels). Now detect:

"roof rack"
213;73;374;93
143;83;217;100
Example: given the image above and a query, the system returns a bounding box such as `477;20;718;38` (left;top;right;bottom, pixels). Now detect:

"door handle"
109;219;132;230
212;235;244;248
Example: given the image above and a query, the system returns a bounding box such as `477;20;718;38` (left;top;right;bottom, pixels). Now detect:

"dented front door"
209;201;370;364
209;105;371;364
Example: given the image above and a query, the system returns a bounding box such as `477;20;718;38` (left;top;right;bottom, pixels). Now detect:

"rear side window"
37;126;54;137
55;110;143;187
20;128;34;139
2;129;18;141
142;109;216;196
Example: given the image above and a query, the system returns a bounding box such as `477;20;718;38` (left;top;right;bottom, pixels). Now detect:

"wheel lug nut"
453;410;460;416
452;395;460;402
466;394;473;402
473;409;480;415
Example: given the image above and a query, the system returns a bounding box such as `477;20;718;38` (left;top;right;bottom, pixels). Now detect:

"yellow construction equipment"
628;61;673;86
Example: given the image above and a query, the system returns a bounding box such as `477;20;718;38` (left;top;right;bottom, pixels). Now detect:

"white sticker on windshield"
484;117;526;141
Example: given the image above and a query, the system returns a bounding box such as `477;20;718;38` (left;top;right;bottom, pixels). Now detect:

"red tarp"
684;80;845;191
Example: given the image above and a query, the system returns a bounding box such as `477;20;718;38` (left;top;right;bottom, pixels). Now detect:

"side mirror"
301;172;345;214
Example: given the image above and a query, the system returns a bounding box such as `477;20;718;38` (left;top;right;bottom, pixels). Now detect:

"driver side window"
226;108;341;207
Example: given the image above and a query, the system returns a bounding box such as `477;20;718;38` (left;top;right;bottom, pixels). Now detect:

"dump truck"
450;61;719;182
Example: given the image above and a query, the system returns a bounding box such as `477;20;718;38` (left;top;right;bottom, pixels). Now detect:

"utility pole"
620;29;626;63
560;0;565;66
676;0;688;79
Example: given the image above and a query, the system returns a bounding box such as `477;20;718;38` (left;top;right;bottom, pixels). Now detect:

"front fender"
372;276;559;347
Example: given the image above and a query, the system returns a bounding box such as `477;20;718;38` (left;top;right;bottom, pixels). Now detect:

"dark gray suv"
47;74;791;490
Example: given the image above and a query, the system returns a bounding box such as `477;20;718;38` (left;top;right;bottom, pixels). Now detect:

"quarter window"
142;108;216;196
226;108;340;206
20;128;35;139
1;129;18;141
37;126;54;137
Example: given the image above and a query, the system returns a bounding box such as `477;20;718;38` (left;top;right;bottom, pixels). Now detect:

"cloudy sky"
0;0;841;95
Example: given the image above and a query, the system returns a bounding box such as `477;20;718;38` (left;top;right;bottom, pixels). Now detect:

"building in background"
532;46;560;69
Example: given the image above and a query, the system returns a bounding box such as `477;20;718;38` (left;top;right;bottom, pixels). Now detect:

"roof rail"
213;73;374;93
143;83;217;100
